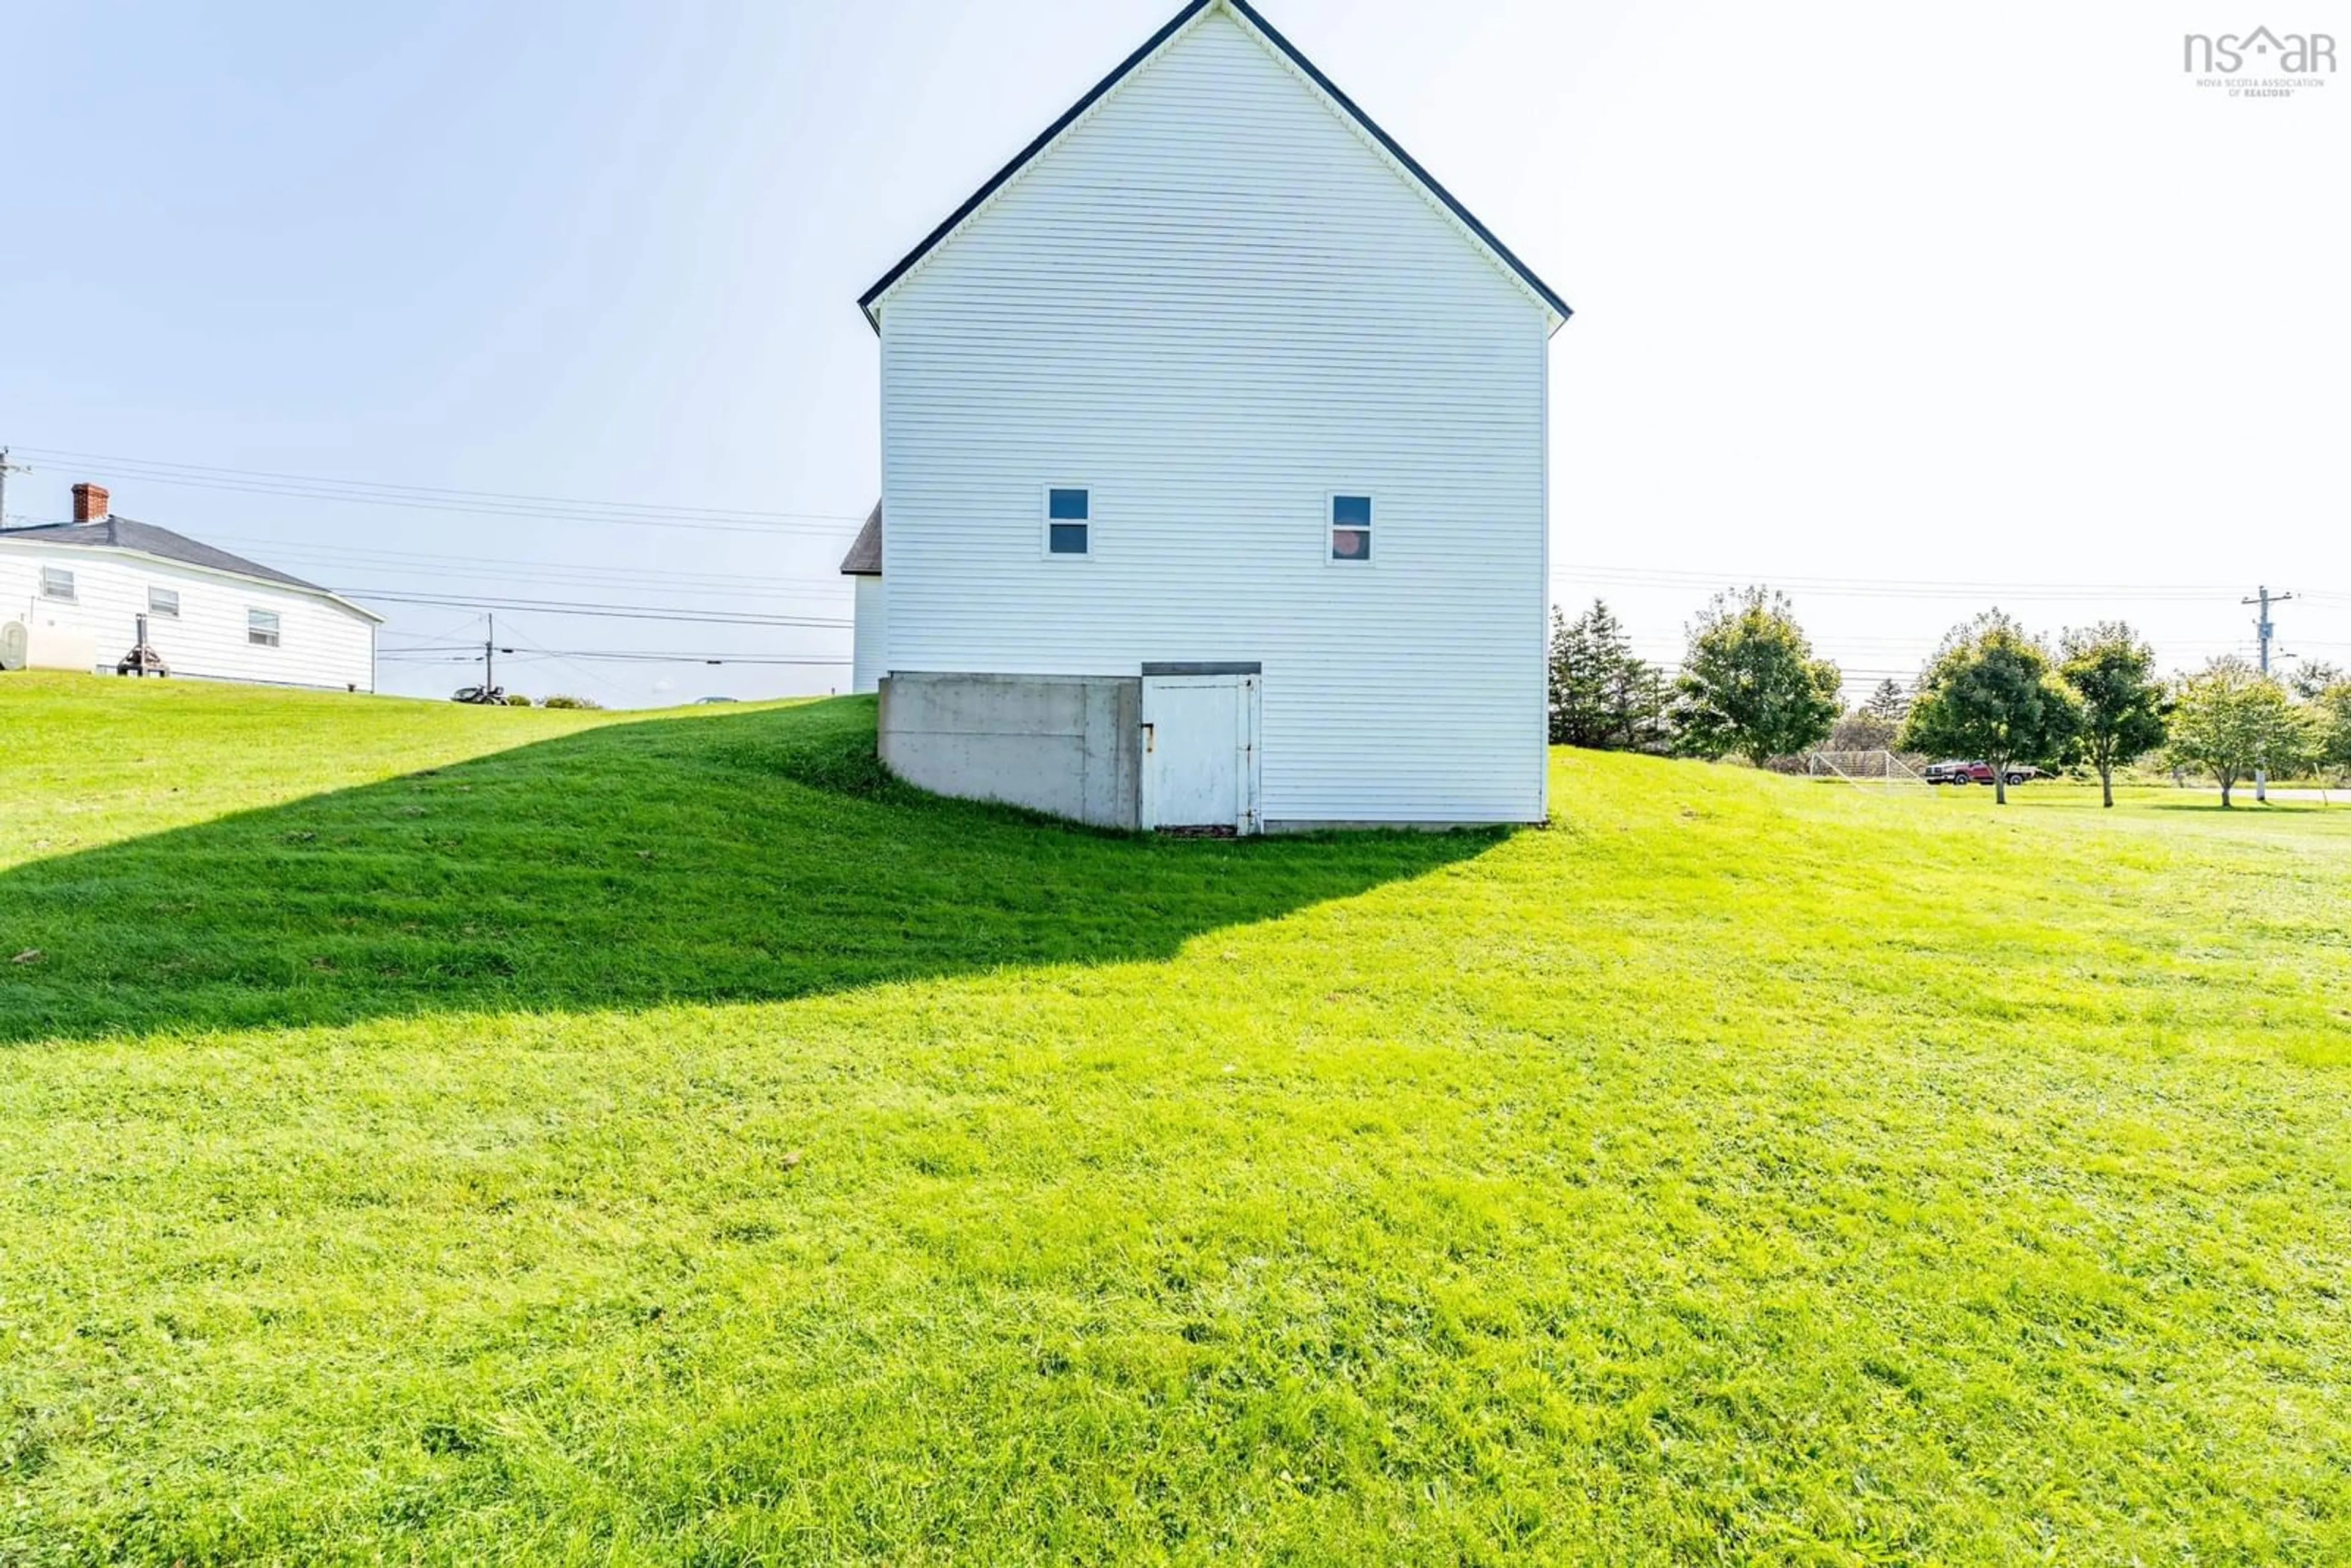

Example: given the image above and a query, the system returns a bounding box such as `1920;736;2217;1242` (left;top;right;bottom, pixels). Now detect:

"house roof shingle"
839;501;882;576
1;516;330;593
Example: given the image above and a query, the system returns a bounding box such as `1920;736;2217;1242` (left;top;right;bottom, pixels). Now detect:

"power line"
492;620;629;699
9;441;2340;606
68;472;852;538
9;446;868;538
380;650;848;666
540;651;849;664
209;533;855;596
1551;563;2257;602
0;449;29;531
378;610;487;647
346;588;850;628
12;445;866;525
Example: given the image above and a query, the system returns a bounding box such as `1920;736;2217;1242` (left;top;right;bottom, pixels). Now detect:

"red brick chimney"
72;482;110;523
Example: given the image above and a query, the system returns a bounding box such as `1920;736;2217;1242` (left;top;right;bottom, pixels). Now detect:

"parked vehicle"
452;685;506;705
1925;759;2040;786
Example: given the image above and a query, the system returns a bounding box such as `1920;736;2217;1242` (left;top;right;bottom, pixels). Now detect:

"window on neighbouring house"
1046;487;1089;555
149;587;180;618
1330;494;1372;561
248;609;281;647
39;566;75;601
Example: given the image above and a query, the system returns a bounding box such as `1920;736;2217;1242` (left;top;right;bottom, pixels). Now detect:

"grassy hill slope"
2;673;2347;1563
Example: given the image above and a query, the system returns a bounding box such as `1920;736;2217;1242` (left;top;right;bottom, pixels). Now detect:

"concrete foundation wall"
879;672;1142;829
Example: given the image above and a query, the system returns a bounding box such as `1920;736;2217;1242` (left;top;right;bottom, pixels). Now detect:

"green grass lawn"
2;671;2347;1564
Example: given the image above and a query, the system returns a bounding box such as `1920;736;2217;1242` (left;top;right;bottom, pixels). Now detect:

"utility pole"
0;449;29;530
486;613;496;694
2243;585;2294;801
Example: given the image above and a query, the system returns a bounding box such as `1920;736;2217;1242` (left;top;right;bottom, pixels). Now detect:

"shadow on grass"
0;697;1502;1044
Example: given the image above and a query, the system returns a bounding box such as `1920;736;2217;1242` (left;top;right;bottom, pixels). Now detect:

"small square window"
248;609;281;648
1330;494;1372;562
1045;487;1089;556
39;566;76;601
149;587;180;618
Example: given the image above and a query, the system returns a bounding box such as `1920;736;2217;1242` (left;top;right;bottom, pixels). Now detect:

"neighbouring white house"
848;0;1568;832
0;483;382;691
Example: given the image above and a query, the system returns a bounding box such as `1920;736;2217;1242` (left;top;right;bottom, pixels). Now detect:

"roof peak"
857;0;1568;331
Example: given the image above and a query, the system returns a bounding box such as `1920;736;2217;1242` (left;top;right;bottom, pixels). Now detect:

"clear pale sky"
5;0;2344;705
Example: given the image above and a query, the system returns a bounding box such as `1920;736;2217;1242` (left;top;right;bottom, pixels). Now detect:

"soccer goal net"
1804;751;1927;791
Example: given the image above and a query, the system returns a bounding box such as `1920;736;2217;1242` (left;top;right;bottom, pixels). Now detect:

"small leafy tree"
1899;611;2078;805
1548;599;1671;752
1826;680;1911;754
2058;621;2167;808
1669;587;1840;767
1830;705;1899;753
2164;658;2310;806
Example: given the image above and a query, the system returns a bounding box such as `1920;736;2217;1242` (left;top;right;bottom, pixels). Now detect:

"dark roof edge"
858;0;1215;326
1224;0;1570;324
855;0;1570;332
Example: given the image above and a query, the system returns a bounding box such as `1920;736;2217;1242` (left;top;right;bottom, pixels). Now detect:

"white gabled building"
0;483;381;691
852;0;1568;832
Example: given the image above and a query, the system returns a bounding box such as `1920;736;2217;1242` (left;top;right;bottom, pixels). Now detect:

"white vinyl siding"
850;574;888;695
875;8;1548;822
0;544;375;689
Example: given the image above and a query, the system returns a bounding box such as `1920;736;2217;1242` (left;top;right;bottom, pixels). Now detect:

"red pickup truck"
1924;759;2041;786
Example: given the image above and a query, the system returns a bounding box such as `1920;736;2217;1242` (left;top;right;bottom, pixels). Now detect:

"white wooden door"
1142;673;1259;832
